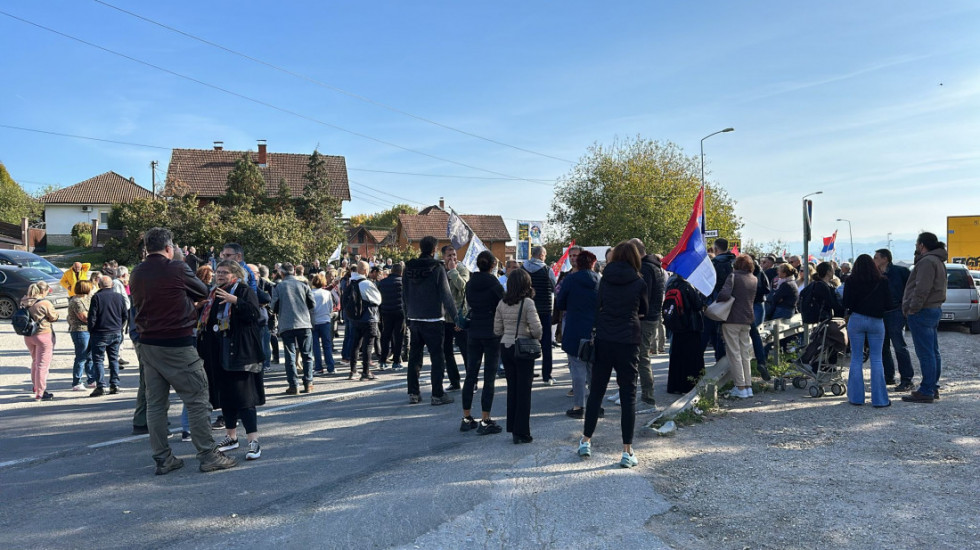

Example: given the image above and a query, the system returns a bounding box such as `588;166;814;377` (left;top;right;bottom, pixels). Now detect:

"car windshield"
11;268;49;282
0;255;62;278
947;269;973;290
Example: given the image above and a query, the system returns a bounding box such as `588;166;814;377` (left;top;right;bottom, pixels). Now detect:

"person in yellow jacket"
60;262;91;297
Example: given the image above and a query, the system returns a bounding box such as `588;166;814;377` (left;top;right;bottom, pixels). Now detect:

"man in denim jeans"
874;248;914;391
901;232;948;404
272;262;316;395
87;276;128;397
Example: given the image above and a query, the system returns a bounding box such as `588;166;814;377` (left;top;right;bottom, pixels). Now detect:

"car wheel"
970;319;980;335
0;296;16;319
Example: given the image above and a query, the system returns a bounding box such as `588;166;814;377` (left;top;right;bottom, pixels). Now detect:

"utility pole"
150;160;158;199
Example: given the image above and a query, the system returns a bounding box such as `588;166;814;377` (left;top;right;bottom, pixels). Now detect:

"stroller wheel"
809;385;823;398
792;377;807;389
831;383;845;396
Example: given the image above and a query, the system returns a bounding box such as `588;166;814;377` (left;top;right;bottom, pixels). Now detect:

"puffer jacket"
903;247;948;315
716;270;758;325
595;261;648;344
493;297;543;347
554;269;600;356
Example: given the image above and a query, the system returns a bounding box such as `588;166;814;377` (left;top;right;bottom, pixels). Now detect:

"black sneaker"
446;384;461;392
460;416;479;432
431;394;454;406
476;419;502;435
181;431;192;442
408;394;421;404
216;436;239;452
119;358;130;366
41;391;54;400
109;385;120;395
89;387;105;397
566;408;584;419
892;381;914;392
284;386;298;395
132;425;149;435
199;451;238;473
155;455;184;475
211;416;225;430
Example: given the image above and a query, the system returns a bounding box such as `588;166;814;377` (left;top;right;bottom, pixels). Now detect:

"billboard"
516;220;544;260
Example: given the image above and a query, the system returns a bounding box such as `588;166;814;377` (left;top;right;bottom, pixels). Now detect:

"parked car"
0;250;64;282
0;266;70;319
971;270;980;288
941;263;980;334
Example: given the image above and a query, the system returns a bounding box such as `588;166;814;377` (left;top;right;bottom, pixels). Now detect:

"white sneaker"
746;387;754;397
728;388;748;399
245;440;261;460
607;391;620;402
72;384;86;391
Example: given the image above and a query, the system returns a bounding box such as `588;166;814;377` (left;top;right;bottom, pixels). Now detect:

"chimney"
129;177;135;183
439;197;445;210
213;141;223;151
257;140;267;167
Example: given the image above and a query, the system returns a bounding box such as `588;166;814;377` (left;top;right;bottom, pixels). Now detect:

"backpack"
342;280;364;320
662;288;687;333
12;306;40;336
798;283;822;323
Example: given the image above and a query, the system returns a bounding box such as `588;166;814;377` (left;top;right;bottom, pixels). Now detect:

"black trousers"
538;311;553;380
407;321;447;397
350;321;377;375
442;322;464;386
584;339;639;445
379;310;405;364
462;335;502;413
501;344;533;437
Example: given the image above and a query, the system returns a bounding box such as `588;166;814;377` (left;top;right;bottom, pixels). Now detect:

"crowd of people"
16;228;948;474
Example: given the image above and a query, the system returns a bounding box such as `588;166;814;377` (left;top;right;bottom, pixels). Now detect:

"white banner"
461;234;488;272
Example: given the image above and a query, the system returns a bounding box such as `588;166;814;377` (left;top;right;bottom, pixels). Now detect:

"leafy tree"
350;204;419;228
271;177;293;214
222;209;309;266
549;136;741;256
222;152;266;210
377;244;419;265
0;163;42;224
743;238;789;259
297;150;345;261
106;196;224;264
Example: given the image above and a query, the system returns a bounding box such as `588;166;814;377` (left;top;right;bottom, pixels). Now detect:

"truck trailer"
948;215;980;269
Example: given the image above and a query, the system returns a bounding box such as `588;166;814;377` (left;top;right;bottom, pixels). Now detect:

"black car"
0;250;64;281
0;266;69;319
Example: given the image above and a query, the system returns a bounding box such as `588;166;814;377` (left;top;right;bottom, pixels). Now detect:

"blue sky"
1;1;977;257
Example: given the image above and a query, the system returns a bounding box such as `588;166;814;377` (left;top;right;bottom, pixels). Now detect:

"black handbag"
576;283;601;364
513;300;542;360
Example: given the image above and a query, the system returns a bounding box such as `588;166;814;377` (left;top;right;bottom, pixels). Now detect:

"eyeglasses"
215;270;233;275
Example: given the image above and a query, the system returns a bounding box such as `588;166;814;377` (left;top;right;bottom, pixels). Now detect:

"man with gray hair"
272;262;316;394
87;275;129;397
522;245;557;384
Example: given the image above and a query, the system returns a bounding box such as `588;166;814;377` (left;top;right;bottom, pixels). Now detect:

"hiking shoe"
245;440;261;460
181;431;192;442
577;438;592;457
460;416;479;432
431;394;454;406
566;407;584;419
155;455;184;475
89;387;105;397
476;419;502;435
892;381;914;392
199;451;238;473
619;452;639;468
216;436;239;452
301;383;314;394
212;416;225;429
109;385;120;395
284;386;298;395
408;394;421;404
902;390;934;403
641;396;657;406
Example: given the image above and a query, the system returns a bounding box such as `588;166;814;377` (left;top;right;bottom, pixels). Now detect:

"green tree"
271;177;293;214
350;204;419;228
549;136;741;255
106;196;224;264
377;244;418;264
222;152;266;211
743;238;789;259
0;163;42;224
297;150;345;261
222;209;309;266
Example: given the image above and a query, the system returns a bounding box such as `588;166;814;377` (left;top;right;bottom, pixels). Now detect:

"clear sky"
1;1;977;254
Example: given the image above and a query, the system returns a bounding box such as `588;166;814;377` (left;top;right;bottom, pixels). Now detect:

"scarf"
198;281;239;334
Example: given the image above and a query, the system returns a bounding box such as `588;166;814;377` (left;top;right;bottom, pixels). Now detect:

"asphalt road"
0;320;678;549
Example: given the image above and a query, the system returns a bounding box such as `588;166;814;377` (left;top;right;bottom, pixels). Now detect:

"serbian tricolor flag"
663;188;716;297
821;231;837;257
552;239;575;277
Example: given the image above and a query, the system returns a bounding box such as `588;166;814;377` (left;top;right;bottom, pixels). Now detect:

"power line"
350;167;553;183
0;123;170;150
0;10;555;187
91;0;574;165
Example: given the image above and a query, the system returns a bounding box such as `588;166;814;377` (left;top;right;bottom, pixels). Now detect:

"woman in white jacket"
493;269;542;444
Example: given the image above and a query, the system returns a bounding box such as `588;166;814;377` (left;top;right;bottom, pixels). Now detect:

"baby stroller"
790;318;849;397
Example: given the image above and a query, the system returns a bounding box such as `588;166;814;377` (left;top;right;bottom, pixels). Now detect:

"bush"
72;232;92;248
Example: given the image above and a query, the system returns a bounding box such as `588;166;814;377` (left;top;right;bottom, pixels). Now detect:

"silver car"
941;263;980;334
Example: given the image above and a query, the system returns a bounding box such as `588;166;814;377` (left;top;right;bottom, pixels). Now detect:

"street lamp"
887;232;893;251
836;218;854;263
700;127;734;230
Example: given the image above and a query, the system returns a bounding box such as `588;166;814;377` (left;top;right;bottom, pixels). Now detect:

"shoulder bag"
705;274;735;322
514;299;542;360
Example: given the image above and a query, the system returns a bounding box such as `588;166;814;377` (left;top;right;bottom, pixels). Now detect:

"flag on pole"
328;242;343;263
663;188;716;297
447;208;473;250
461;234;488;272
731;243;740;255
820;231;837;257
552;239;575;278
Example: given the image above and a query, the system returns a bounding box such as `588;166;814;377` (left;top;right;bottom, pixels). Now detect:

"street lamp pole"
836;218;854;263
801;191;823;288
700;127;734;231
887;232;893;251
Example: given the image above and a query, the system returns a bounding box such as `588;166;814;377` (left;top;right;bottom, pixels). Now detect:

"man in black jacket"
632;239;664;406
88;276;129;397
377;263;405;369
403;236;458;405
874;248;914;390
704;238;736;360
522;245;557;383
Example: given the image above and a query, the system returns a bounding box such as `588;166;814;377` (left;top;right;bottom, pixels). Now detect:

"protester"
577;241;647;468
347;260;383;381
554;250;600;418
88;276;128;397
257;265;279;368
498;259;519;287
494;269;542;444
749;255;772;380
704;238;736;360
403;236;458;405
272;262;316;395
633;238;665;406
873;249;914;391
21;281;58;400
715;254;758;399
901;232;948;403
67;280;95;391
220;243;257;292
769;264;799;319
377;262;405;369
131;227;237;474
185;246;203;272
522;245;557;384
460;251;504;435
664;274;705;394
60;262;91;297
199;260;265;460
442;245;469;391
810;262;845;320
310;273;336;375
842;254;892;407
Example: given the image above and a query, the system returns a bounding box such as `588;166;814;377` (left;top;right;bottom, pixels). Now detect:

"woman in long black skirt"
665;274;705;394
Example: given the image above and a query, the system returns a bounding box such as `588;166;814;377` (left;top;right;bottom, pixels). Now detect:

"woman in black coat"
199;260;266;460
577;241;647;468
664;274;706;394
460;251;505;435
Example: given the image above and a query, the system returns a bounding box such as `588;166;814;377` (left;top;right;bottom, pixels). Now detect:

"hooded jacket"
403;256;457;321
640;254;666;322
464;271;504;339
554;269;600;356
711;251;737;299
595;261;648;344
351;272;382;324
522;258;556;315
903;247;948;315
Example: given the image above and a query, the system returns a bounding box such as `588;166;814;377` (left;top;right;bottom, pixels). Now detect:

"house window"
100;212;109;225
351;247;359;255
358;233;365;243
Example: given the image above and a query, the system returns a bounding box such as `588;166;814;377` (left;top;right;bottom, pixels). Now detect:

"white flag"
461;234;488;272
328;243;342;263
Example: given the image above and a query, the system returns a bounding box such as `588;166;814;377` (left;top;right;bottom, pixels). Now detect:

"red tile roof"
368;229;391;243
39;171;153;204
166;148;350;201
398;206;511;243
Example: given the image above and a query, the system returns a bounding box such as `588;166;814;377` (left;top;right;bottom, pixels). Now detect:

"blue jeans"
567;354;590;409
341;315;355;360
282;328;314;386
881;309;914;384
907;308;941;396
91;331;123;388
260;325;272;369
312;322;335;373
846;313;889;406
70;331;94;386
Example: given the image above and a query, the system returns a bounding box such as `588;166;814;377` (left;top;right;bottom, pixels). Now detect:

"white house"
39;171;153;246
